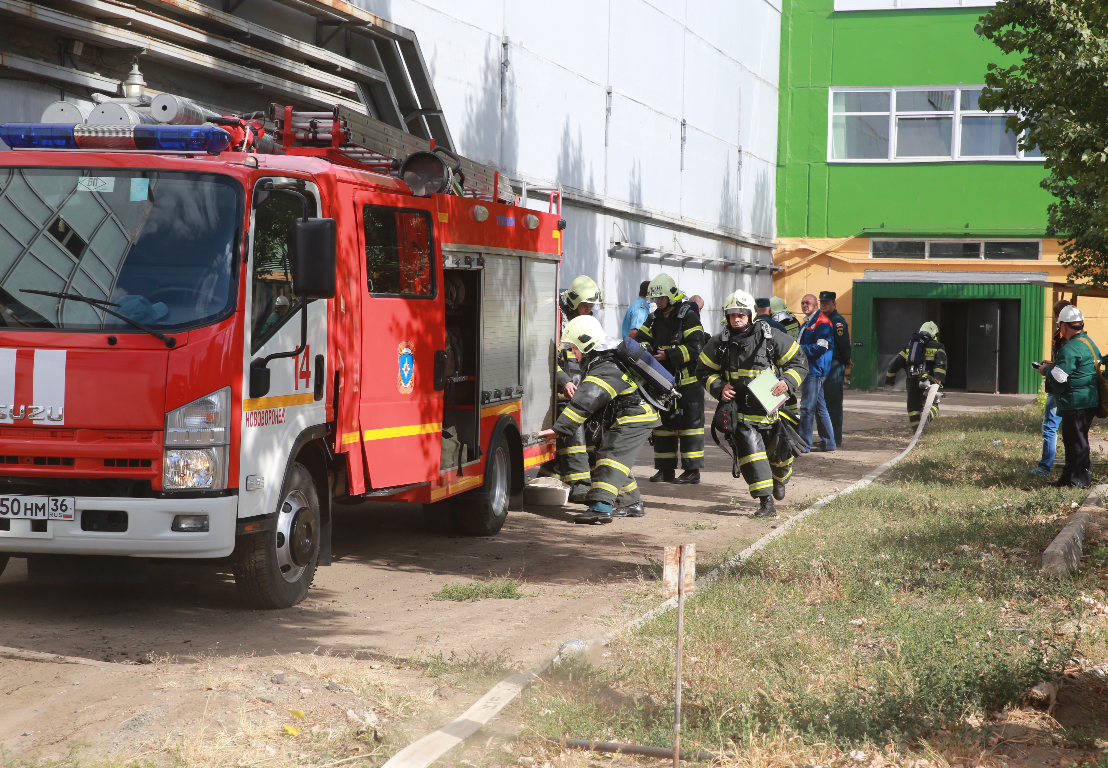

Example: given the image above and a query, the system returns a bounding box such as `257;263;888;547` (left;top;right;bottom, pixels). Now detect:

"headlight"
163;447;226;490
164;388;230;491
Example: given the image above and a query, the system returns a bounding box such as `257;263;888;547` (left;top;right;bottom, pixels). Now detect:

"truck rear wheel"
233;463;320;608
455;439;510;536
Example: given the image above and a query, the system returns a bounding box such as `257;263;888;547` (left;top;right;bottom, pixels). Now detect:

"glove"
815;339;830;350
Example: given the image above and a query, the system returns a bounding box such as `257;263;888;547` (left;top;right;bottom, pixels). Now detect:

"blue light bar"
0;123;231;154
0;123;77;149
134;125;231;153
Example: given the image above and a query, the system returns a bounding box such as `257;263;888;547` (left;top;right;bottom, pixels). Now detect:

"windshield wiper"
20;290;177;348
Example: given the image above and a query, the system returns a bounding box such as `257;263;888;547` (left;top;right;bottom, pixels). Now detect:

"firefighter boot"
611;502;645;518
673;469;700;485
567;483;590;505
773;481;786;501
575;501;614;525
755;496;777;518
650;469;675;483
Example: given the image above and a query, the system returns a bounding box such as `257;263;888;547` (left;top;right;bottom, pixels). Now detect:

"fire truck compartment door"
356;194;444;488
481;255;521;398
521;258;558;433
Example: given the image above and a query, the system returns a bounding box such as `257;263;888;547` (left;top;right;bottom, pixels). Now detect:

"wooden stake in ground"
663;544;696;767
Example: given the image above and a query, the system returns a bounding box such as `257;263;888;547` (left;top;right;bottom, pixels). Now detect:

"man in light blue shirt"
621;280;651;339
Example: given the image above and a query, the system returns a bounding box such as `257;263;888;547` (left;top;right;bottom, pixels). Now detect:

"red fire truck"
0;96;562;607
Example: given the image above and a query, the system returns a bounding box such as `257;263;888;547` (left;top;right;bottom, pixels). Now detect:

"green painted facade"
777;2;1053;239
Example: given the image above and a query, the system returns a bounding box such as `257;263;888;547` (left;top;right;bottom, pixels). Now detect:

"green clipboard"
747;368;787;414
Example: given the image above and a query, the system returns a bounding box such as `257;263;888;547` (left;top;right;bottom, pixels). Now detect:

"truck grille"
104;459;153;468
3;456;76;466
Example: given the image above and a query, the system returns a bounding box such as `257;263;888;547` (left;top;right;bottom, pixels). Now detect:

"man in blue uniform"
817;291;850;450
798;293;836;452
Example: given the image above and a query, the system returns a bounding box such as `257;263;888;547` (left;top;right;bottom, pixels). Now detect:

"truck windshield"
0;168;242;332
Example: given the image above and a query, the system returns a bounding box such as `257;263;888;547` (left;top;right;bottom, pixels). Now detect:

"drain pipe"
382;385;941;768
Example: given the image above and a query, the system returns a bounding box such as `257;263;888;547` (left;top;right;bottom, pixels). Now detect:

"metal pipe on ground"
548;738;717;762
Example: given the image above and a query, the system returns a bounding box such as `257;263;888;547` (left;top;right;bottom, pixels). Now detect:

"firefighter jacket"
696;320;808;425
555;304;584;400
773;311;801;338
552;347;661;437
1049;332;1101;412
826;309;851;365
636;299;704;387
798;311;834;377
885;336;947;386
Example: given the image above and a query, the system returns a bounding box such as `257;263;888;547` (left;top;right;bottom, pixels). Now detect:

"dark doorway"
939;302;968;389
875;298;926;388
966;300;1001;393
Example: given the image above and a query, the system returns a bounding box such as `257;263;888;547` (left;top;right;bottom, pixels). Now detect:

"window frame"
828;86;1043;163
868;239;1043;260
362;204;438;301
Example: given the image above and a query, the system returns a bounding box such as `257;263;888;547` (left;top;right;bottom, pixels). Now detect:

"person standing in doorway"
1039;305;1100;489
622;280;651;340
817;291;851;450
636;274;706;484
1027;300;1071;478
797;293;836;453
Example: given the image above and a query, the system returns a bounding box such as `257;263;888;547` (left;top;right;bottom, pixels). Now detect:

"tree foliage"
976;0;1108;284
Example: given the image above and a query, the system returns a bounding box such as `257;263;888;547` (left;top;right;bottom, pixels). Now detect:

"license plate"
0;496;76;520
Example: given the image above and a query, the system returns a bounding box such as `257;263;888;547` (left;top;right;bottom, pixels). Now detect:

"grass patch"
521;405;1108;757
430;575;527;602
675;522;718;531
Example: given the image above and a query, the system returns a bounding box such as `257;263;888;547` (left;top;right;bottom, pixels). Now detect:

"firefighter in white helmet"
696;289;807;517
540;275;603;502
884;321;947;429
551;315;661;523
636;273;706;484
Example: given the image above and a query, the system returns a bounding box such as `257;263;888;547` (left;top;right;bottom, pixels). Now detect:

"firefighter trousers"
733;420;794;499
586;420;656;508
540;401;593;486
906;378;939;429
652;383;705;470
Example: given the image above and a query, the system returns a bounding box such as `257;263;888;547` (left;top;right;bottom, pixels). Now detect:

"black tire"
455;437;511;536
233;462;320;608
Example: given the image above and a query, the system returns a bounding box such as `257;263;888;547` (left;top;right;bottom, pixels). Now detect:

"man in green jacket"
1040;305;1101;489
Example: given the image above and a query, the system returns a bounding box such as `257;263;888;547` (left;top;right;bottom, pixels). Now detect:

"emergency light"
0;123;232;153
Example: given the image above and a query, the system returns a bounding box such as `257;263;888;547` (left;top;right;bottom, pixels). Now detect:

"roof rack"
270;103;514;203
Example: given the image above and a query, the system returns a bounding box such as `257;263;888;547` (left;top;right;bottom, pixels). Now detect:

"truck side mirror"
249;359;271;399
292;218;337;300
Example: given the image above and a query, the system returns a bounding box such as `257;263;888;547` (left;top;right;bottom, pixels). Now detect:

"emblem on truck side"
398;341;415;394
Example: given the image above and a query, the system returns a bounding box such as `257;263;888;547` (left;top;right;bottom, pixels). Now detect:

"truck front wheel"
455;438;510;536
233;462;320;608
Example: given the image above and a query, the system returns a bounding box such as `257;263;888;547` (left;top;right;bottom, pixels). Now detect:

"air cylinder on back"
150;94;219;125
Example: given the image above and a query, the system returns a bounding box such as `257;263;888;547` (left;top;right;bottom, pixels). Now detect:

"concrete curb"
1041;484;1105;577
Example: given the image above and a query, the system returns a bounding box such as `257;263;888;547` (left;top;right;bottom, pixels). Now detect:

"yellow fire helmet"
919;321;939;338
561;275;602;310
723;289;756;316
563;315;608;354
647;273;683;301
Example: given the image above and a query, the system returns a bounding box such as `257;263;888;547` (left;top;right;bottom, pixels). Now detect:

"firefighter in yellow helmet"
696;290;807;517
540;275;602;502
550;315;661;523
884;321;947;429
636;273;705;484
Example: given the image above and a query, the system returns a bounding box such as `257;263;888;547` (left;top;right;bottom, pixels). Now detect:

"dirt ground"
0;390;1039;764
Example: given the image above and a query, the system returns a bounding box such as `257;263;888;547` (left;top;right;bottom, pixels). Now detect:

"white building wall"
354;0;781;336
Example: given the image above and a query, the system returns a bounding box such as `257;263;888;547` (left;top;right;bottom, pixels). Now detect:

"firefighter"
550;315;661;524
770;296;800;338
636;273;705;484
756;297;789;334
818;291;851;449
697;290;807;517
884;321;947;429
540;275;602;502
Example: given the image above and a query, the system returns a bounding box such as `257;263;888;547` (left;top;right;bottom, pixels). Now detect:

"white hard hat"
274;294;291;309
724;289;756;316
563;315;607;354
1058;305;1084;324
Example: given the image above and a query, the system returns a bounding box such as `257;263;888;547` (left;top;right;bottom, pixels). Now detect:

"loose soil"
0;391;1034;765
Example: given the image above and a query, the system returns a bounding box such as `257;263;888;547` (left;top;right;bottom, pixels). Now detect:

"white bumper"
0;496;239;558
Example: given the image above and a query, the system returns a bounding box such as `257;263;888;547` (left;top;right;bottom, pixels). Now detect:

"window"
251;188;316;347
829;87;1042;162
870;240;1041;260
363;205;434;298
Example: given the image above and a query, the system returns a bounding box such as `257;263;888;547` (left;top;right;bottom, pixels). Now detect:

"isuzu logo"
0;349;66;426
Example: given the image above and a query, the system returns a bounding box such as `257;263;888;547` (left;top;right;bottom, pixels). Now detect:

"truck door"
355;192;444;488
